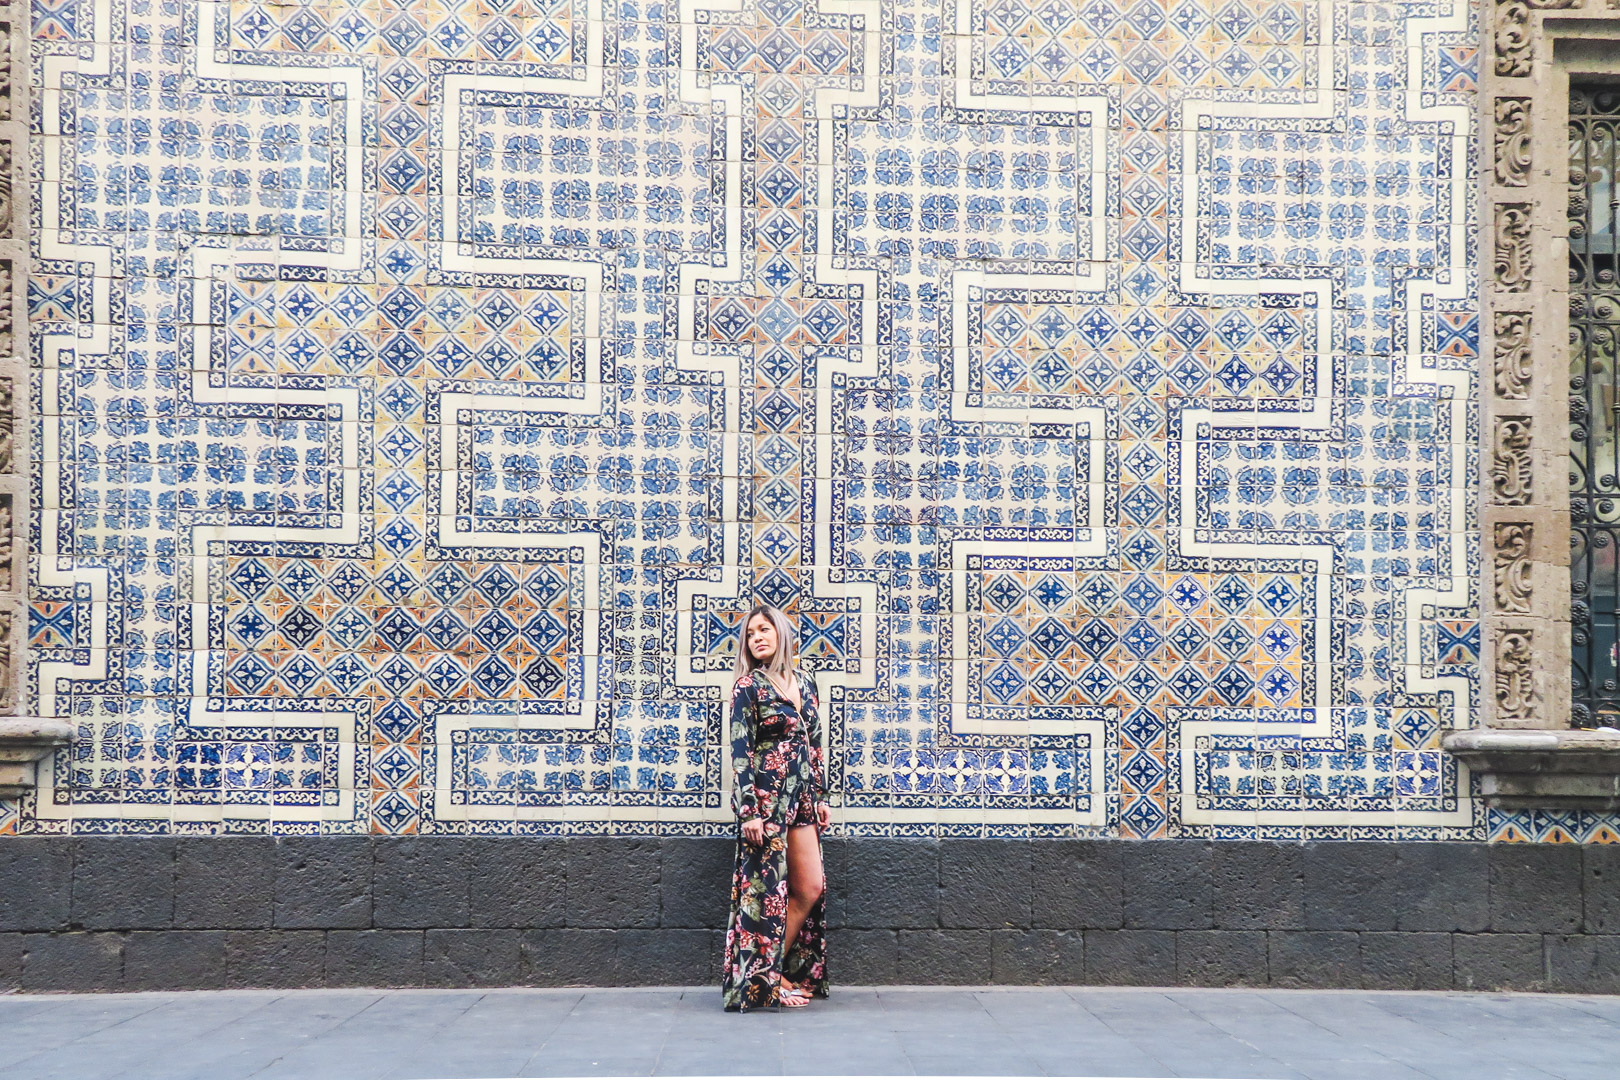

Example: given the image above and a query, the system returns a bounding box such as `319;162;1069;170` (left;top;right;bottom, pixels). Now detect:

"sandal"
777;981;811;1008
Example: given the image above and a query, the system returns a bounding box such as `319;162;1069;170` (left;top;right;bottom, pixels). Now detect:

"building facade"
4;0;1620;992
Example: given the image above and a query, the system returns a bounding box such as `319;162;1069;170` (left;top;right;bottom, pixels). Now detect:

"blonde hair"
733;603;797;682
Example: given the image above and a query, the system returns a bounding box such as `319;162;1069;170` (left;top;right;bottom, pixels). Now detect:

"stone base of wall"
3;838;1618;993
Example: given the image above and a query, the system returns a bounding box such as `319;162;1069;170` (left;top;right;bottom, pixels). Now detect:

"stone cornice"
1444;727;1620;809
0;718;73;799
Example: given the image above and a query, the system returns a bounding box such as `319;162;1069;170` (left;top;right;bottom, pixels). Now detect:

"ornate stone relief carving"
1495;0;1534;76
0;380;13;476
0;25;11;123
1494;97;1532;186
0;262;14;357
1493;312;1532;398
1492;417;1534;505
0;608;15;710
1493;523;1534;614
1496;0;1584;77
0;496;13;594
0;610;13;708
0;141;13;237
1493;203;1533;290
1496;629;1540;722
0;608;14;709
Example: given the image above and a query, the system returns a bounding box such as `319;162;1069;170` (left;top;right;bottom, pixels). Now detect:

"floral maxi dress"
721;668;829;1011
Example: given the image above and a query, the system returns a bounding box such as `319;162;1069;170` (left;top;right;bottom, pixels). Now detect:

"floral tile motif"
15;0;1552;841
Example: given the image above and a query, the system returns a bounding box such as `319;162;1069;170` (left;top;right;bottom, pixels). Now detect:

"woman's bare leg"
782;823;825;958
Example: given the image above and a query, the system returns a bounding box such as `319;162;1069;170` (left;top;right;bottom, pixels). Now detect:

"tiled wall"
13;0;1584;841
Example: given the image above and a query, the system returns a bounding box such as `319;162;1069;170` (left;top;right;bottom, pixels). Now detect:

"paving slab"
0;986;1614;1080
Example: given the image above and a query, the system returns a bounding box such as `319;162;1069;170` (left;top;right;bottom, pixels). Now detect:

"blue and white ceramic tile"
13;0;1568;840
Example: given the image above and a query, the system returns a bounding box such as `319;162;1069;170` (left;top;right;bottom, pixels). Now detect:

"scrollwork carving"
1495;629;1539;722
0;379;14;474
1493;312;1532;398
0;25;12;122
0;610;14;710
1494;203;1533;291
0;610;15;710
0;141;13;238
1494;97;1531;187
1493;523;1533;614
1495;0;1532;76
1493;0;1579;78
0;380;13;476
0;497;13;594
0;496;13;594
0;611;12;708
1492;417;1533;505
0;262;16;358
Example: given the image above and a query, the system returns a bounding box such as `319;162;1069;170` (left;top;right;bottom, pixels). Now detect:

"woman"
721;603;830;1011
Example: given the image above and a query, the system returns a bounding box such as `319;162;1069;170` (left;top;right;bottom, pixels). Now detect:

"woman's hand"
741;817;765;846
816;802;831;829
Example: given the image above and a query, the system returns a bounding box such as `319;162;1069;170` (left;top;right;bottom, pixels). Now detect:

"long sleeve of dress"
729;677;760;820
803;672;828;802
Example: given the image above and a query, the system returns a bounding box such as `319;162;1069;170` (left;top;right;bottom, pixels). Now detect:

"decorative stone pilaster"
0;14;58;798
1445;4;1620;805
1473;0;1582;733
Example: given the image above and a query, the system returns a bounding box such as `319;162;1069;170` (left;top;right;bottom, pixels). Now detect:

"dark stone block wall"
2;837;1618;993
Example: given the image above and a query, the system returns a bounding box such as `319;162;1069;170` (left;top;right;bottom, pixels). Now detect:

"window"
1568;83;1620;725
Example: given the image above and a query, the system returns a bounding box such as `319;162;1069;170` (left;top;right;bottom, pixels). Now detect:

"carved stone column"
1476;0;1580;731
0;16;68;799
1444;2;1620;806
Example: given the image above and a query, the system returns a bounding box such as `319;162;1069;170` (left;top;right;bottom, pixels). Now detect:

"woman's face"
745;613;777;664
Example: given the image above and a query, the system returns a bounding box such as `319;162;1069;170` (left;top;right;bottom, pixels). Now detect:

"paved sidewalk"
0;986;1613;1080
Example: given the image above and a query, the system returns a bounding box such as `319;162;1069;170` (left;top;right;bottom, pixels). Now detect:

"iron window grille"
1569;83;1620;726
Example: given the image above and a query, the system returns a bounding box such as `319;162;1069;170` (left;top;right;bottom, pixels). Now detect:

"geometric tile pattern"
14;0;1591;842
